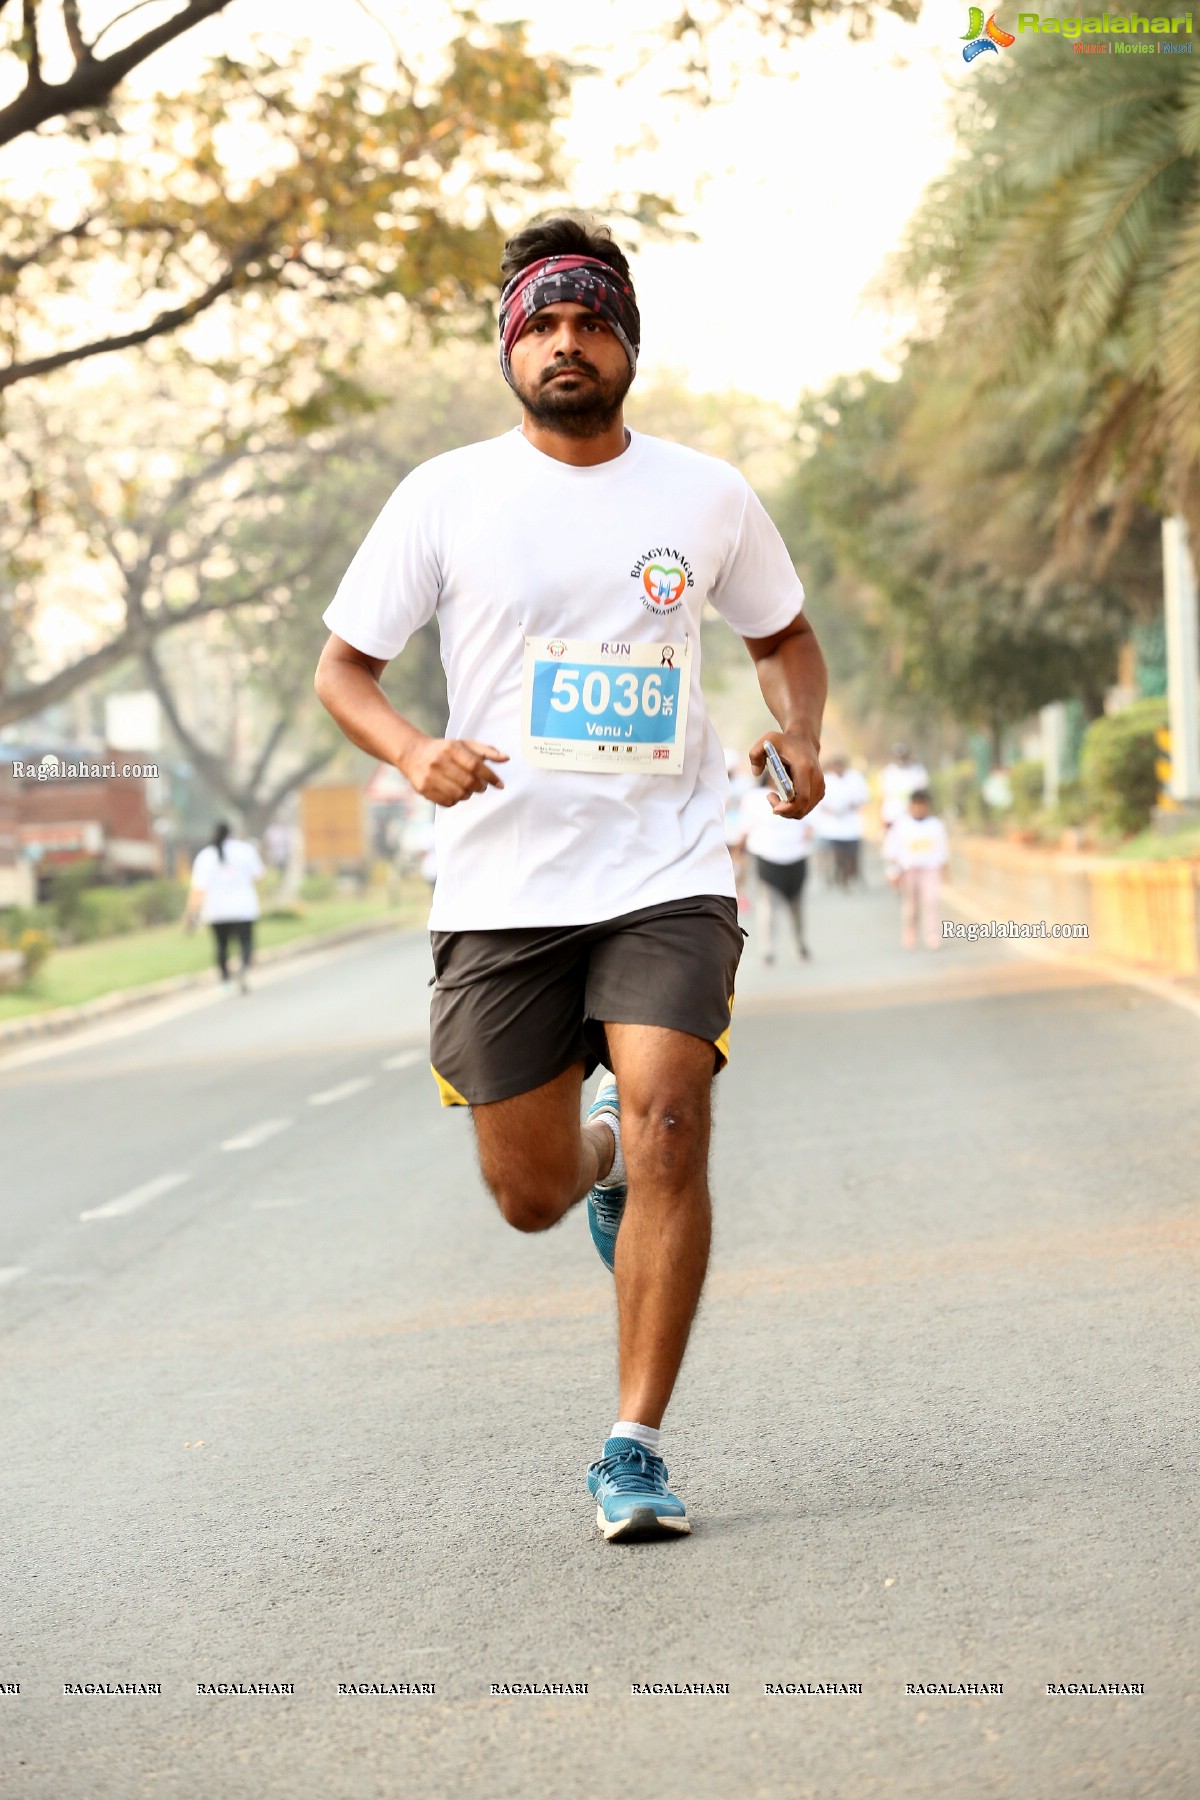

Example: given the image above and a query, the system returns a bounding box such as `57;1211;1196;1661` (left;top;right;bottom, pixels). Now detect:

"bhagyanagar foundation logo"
962;8;1016;57
630;546;694;617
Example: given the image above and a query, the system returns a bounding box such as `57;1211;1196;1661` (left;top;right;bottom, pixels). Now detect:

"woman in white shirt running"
739;775;816;965
186;822;265;992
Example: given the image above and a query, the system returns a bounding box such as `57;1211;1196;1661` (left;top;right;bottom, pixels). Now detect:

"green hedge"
1008;760;1044;825
1080;698;1168;837
931;759;991;830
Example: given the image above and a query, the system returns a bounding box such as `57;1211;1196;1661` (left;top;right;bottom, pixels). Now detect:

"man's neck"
519;415;630;467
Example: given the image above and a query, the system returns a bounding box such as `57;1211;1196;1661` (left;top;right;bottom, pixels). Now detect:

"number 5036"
548;667;665;717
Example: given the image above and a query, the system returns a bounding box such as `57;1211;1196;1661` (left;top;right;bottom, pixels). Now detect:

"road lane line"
308;1077;374;1106
222;1118;294;1151
0;1266;29;1287
382;1050;424;1070
80;1171;190;1222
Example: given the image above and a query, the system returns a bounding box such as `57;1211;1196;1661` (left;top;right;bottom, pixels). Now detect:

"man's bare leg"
604;1022;715;1429
472;1062;614;1232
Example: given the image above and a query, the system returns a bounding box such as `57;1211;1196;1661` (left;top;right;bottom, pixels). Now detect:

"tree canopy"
891;30;1200;554
0;0;233;145
1;26;575;400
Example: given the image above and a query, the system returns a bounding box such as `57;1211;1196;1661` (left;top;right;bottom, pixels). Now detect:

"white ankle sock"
592;1111;626;1190
612;1420;660;1453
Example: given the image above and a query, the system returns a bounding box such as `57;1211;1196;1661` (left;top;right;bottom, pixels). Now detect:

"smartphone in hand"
763;741;795;802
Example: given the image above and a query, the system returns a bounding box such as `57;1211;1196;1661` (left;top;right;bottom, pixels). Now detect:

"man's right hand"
403;735;509;807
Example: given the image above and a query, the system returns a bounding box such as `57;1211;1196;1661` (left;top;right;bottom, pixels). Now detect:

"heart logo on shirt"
643;565;686;606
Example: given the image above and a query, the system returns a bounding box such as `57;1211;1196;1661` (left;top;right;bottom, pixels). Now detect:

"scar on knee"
662;1113;679;1130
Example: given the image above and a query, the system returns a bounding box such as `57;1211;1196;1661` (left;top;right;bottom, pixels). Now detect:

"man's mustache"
543;360;597;382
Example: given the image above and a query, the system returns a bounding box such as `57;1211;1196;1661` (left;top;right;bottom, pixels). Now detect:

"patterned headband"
497;254;640;389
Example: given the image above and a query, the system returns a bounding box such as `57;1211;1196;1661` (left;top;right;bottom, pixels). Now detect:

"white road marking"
382;1050;424;1070
221;1117;293;1151
80;1171;190;1222
0;1266;29;1287
308;1077;373;1106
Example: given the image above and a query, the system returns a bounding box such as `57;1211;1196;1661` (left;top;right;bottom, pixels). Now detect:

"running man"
314;214;826;1542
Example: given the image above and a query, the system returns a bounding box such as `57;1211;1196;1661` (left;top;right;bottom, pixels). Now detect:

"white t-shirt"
190;840;265;922
819;768;870;841
740;785;815;864
881;760;929;826
883;814;948;871
324;428;804;929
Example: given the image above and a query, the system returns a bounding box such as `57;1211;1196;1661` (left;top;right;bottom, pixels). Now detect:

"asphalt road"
1;872;1197;1800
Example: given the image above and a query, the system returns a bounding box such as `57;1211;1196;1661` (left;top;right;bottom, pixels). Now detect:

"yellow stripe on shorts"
713;993;735;1063
431;1065;469;1108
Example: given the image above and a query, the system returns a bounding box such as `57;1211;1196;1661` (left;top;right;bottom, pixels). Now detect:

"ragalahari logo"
962;7;1016;56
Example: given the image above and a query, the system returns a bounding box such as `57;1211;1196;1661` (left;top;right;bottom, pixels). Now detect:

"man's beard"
512;358;634;439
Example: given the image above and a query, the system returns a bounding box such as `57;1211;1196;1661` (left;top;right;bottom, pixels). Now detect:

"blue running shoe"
587;1436;691;1541
584;1077;625;1273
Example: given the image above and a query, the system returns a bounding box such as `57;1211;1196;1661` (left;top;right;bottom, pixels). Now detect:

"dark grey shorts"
429;895;744;1107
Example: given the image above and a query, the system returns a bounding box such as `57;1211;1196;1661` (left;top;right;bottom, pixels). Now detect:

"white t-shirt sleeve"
708;481;805;640
322;472;441;661
190;846;214;889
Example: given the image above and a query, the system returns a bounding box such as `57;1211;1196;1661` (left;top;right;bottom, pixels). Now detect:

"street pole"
1161;516;1200;815
1040;701;1065;809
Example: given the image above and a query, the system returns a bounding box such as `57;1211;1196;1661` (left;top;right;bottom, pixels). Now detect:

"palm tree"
889;32;1200;553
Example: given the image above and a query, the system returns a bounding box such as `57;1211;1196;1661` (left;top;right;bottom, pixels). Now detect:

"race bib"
521;636;692;774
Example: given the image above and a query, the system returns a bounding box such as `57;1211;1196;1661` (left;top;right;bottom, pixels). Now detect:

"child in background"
883;789;949;950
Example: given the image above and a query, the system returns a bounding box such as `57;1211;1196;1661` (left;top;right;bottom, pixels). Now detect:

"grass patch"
0;886;430;1022
1104;823;1200;863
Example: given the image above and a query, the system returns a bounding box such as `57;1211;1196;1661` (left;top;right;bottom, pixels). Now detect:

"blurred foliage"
17;926;54;979
887;23;1200;557
776;12;1200;779
1;0;925;156
771;368;1131;754
1;26;577;401
1080;697;1168;837
39;873;189;943
45;859;103;937
931;759;992;831
0;2;234;146
1008;759;1044;826
299;874;337;903
1052;778;1089;832
662;0;921;101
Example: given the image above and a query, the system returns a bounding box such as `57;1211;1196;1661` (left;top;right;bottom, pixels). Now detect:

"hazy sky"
9;0;967;407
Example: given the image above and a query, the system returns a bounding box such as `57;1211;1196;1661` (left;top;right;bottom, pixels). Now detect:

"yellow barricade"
1090;862;1199;976
949;837;1200;977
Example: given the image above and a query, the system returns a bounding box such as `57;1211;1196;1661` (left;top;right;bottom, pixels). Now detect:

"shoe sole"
597;1505;691;1542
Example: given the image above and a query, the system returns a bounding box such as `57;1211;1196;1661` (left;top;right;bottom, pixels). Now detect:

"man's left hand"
748;732;825;819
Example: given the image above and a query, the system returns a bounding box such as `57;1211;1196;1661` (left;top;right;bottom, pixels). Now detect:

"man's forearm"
755;624;827;747
315;658;425;772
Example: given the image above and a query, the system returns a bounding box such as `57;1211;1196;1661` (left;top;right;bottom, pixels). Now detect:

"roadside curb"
941;880;1200;1026
0;914;418;1051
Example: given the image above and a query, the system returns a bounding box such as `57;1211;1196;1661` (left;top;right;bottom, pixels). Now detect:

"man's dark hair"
500;214;634;291
909;788;932;806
